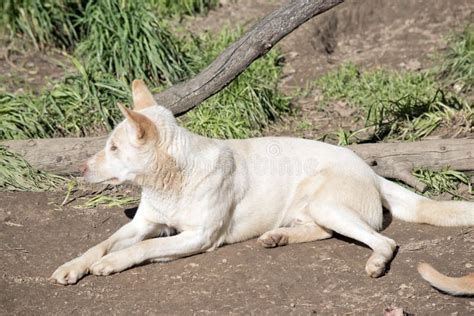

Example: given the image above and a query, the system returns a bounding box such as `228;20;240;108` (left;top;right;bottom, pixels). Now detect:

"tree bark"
3;137;474;192
348;139;474;192
2;136;107;176
155;0;345;115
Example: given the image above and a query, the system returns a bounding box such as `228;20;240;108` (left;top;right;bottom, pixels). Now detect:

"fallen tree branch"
2;136;107;175
156;0;345;115
3;138;474;191
348;139;474;192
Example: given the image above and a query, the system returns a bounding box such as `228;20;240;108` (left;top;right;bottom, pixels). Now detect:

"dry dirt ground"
0;193;474;315
1;192;474;315
1;0;474;314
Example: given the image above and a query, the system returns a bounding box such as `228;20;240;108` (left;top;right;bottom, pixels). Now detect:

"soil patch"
1;192;473;314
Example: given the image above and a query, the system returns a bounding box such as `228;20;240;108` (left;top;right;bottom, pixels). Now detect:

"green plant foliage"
182;29;289;139
75;0;192;85
317;63;438;116
1;0;218;50
334;128;371;146
413;168;472;198
1;0;84;50
316;63;471;141
1;0;200;85
0;59;131;140
0;1;292;142
437;24;473;92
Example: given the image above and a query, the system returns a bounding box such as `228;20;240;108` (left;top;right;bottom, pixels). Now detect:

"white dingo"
51;80;474;295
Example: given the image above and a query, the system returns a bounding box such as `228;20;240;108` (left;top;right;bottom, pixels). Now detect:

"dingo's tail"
379;176;473;296
418;263;474;296
379;177;474;226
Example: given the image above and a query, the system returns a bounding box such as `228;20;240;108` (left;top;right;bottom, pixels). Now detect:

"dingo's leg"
258;221;332;248
50;210;164;285
310;203;397;278
89;230;214;276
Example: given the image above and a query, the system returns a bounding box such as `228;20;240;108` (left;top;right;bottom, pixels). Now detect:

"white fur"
51;100;474;285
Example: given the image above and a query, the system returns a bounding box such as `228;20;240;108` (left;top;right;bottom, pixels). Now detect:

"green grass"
1;0;197;89
182;29;289;139
334;128;371;146
1;0;83;50
296;119;315;131
316;63;472;141
413;168;472;198
437;24;473;92
317;25;474;143
75;0;192;85
1;28;289;141
0;145;65;191
1;59;131;140
1;0;219;51
2;1;287;143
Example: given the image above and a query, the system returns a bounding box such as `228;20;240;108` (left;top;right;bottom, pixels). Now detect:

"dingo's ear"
117;102;157;142
132;79;156;111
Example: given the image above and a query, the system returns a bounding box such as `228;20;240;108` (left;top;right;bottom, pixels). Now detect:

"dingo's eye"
110;144;118;151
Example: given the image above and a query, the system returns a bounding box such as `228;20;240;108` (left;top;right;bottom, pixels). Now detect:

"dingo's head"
82;80;171;185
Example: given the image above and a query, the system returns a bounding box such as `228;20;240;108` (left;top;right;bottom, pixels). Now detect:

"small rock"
465;263;472;268
290;303;296;308
0;209;11;222
188;263;199;268
333;101;356;117
453;83;464;94
288;51;299;59
282;65;296;76
405;59;421;71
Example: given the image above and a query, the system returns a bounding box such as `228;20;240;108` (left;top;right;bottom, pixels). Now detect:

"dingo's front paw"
90;254;130;276
50;257;89;285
